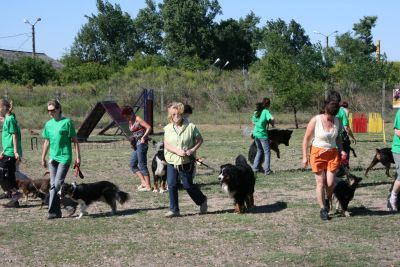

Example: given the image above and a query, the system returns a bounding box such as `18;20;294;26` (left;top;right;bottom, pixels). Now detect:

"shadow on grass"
71;206;168;219
358;181;393;188
179;201;288;217
345;206;395;217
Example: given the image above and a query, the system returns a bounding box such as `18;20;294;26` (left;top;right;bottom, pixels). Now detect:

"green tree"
134;0;164;55
259;19;325;128
0;58;12;82
213;12;261;69
10;57;56;85
332;16;392;94
68;0;138;66
161;0;221;62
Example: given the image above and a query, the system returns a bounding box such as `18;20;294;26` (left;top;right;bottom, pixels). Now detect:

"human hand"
302;157;308;168
176;149;186;157
41;159;47;168
351;138;356;145
14;152;20;161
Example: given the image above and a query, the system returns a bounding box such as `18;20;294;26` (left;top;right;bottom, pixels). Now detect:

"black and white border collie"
151;141;167;193
58;181;129;219
218;155;256;213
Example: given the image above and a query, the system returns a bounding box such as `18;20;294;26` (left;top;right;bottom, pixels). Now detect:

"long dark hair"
255;102;264;118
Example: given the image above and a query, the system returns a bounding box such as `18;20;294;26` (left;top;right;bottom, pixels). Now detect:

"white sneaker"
164;211;180;218
388;197;398;212
199;198;208;214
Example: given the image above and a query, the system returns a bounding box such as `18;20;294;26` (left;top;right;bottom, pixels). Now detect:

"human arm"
12;133;20;161
136;116;152;143
302;117;316;168
41;139;49;168
337;125;347;159
164;139;186;157
72;136;81;165
185;135;203;157
344;126;356;144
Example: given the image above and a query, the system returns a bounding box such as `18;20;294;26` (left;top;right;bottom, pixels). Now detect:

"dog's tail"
117;191;130;205
235;154;249;167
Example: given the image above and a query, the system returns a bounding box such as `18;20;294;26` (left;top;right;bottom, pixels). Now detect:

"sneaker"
47;213;62;220
137;185;146;190
164;211;180;218
320;208;329;221
199;198;208;214
387;197;398;212
325;198;331;213
265;170;274;175
3;200;19;208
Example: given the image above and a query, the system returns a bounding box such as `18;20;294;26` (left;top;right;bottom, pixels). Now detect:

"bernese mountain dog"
218;154;256;214
151;141;167;193
58;181;129;219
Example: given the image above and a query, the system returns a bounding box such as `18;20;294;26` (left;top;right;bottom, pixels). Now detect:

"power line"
16;37;31;51
0;33;30;39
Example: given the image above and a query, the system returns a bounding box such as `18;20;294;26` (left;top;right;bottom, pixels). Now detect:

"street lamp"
24;17;41;58
313;30;338;49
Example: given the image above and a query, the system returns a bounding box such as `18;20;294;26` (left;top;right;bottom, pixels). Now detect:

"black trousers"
0;156;17;191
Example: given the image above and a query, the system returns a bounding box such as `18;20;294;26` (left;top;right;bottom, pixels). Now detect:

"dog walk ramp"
76;101;130;142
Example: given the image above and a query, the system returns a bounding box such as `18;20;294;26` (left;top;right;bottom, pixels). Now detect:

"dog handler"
120;106;152;192
0;99;22;208
41;100;81;219
163;102;207;217
302;101;346;220
252;97;274;175
388;108;400;212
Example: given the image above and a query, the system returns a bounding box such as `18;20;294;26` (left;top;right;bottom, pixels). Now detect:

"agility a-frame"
76;89;154;142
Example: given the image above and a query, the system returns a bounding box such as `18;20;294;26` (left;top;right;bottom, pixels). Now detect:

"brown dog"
16;178;50;206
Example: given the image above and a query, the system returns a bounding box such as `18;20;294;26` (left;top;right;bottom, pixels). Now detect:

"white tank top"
312;115;340;148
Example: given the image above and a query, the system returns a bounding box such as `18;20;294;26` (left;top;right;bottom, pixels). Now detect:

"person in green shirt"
252;98;274;175
163;102;207;217
0;99;22;208
388;108;400;212
41;100;81;219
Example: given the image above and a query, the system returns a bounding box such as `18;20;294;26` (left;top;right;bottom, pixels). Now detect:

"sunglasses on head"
48;108;56;112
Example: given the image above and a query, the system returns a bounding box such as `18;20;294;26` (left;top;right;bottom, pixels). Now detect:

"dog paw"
152;189;159;193
344;211;351;217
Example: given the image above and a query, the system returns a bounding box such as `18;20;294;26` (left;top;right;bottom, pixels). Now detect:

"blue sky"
1;0;399;61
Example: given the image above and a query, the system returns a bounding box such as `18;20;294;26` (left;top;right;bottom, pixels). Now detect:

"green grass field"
0;123;399;266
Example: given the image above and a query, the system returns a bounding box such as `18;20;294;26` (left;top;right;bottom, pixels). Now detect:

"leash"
73;161;84;179
189;155;216;172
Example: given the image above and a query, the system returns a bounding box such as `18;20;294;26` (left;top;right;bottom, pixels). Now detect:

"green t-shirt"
336;107;349;127
392;109;400;154
252;109;273;139
42;117;76;165
164;121;201;165
2;113;22;157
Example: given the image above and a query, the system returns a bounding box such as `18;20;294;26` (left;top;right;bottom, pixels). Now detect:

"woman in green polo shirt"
163;102;207;217
0;99;22;208
41;100;81;219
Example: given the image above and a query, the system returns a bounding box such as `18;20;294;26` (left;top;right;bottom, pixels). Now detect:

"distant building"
0;49;64;69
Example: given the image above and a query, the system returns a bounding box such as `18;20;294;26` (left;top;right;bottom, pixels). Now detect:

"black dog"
331;171;363;217
151;141;167;193
248;128;293;170
59;181;129;219
218;155;256;213
365;148;394;178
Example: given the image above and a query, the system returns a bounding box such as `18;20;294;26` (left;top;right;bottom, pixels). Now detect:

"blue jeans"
48;160;69;216
253;138;271;174
129;141;149;177
167;163;206;213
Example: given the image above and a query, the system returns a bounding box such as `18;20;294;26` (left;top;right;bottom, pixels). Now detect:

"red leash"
73;161;84;179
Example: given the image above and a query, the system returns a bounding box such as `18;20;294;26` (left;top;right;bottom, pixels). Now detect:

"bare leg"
315;171;326;209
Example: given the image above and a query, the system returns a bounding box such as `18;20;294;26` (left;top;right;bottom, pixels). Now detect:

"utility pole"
24;18;41;58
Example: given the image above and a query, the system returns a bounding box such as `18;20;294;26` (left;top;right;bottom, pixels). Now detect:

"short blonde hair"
167;102;184;123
